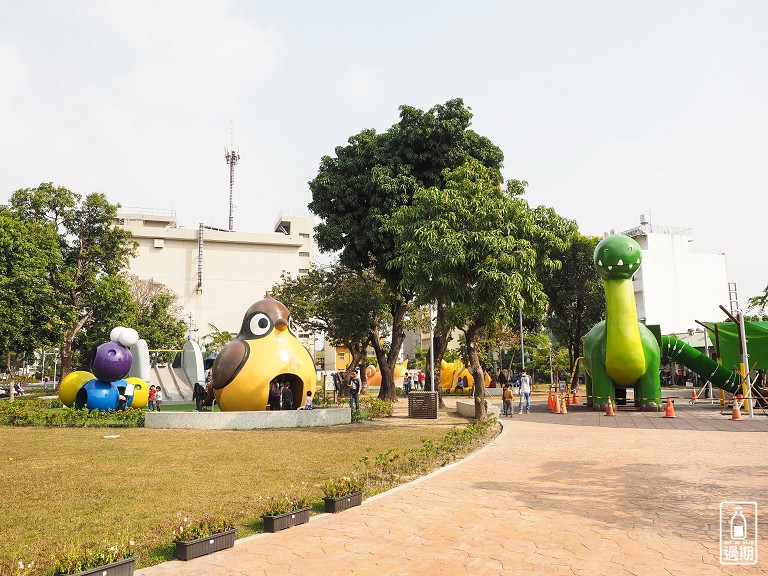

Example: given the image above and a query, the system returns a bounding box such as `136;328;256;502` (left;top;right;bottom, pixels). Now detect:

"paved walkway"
138;399;768;575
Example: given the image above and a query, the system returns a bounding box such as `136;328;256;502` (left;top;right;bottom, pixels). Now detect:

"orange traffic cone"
690;389;698;404
605;396;615;416
566;394;571;406
730;394;743;421
547;393;554;411
560;396;568;414
553;394;561;413
572;390;579;405
663;397;676;418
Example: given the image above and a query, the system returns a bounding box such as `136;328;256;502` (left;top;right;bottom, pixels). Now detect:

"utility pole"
224;120;240;232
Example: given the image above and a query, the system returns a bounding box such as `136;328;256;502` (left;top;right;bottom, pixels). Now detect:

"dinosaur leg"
585;371;594;408
636;370;662;411
637;328;662;411
589;361;616;411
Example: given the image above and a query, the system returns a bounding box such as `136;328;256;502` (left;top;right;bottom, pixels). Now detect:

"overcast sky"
1;1;766;305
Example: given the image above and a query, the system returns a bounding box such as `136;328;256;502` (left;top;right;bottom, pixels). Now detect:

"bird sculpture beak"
275;321;288;332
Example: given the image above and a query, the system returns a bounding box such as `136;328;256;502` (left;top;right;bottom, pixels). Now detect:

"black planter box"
262;506;311;532
323;491;363;513
175;529;237;561
57;556;137;576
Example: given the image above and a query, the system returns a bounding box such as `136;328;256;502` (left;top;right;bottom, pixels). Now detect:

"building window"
299;251;309;257
339;352;345;361
299;233;310;238
298;268;309;274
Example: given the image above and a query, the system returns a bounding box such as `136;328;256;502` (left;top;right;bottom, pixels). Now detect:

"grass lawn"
0;421;465;573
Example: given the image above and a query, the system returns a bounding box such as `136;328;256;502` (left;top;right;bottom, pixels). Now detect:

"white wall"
631;231;728;333
121;212;314;340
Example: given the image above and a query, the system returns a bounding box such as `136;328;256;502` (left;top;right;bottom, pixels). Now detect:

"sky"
1;0;766;304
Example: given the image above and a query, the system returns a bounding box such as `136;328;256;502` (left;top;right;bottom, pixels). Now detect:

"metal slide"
660;335;741;394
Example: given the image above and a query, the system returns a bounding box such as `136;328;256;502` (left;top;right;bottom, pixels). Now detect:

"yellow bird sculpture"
211;298;315;411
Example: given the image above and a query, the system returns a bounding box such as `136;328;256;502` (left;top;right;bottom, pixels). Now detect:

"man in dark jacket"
348;370;361;411
281;382;293;410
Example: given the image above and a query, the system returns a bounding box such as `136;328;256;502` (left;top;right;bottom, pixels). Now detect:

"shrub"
359;397;393;419
321;475;365;499
261;494;309;517
172;513;235;542
361;416;498;489
51;538;135;574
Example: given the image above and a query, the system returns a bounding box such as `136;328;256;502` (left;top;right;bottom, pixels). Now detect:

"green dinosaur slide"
660;335;741;394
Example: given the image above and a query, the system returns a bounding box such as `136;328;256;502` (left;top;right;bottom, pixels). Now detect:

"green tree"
74;275;187;367
0;208;60;398
202;324;237;357
308;98;503;401
390;160;575;417
539;233;605;368
6;183;137;380
748;285;768;320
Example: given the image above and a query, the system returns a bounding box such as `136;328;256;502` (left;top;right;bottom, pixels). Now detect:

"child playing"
305;390;313;410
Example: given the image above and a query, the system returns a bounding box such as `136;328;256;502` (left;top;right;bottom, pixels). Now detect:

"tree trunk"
374;299;408;402
370;336;392;401
430;301;452;408
58;314;92;388
343;339;369;394
466;321;487;419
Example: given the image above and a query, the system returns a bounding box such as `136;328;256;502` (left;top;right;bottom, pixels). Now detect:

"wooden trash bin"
408;391;438;419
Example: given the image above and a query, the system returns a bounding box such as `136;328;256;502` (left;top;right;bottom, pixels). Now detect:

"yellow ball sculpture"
125;377;149;408
211;297;315;411
58;371;94;407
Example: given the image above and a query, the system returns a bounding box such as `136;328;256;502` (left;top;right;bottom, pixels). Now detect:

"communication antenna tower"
224;121;240;231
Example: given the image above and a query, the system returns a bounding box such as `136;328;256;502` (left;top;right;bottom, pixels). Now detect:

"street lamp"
53;348;59;388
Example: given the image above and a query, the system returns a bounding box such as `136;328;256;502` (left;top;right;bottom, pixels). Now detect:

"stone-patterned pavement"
137;399;768;575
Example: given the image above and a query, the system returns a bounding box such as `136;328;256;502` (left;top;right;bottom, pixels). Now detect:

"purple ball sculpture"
91;342;133;383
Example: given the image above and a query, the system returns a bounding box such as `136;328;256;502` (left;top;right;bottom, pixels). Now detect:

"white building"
117;208;315;346
618;215;730;334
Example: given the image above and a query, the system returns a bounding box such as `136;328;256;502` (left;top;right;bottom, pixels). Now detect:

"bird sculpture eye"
249;313;273;338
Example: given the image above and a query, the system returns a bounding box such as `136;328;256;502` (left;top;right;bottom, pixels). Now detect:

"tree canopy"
308;98;504;400
390;160;575;416
539;233;605;366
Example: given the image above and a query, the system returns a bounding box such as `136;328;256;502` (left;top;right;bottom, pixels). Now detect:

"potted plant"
173;514;237;561
261;495;311;532
322;476;365;513
52;539;137;576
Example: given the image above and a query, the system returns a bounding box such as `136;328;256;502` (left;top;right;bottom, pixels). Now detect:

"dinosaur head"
593;235;642;281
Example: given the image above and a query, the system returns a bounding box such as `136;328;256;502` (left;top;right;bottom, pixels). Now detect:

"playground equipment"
211;297;315;411
583;235;663;411
365;359;408;389
439;359;491;393
58;327;150;410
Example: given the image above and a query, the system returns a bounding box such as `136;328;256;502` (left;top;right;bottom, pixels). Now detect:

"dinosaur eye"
249;313;273;338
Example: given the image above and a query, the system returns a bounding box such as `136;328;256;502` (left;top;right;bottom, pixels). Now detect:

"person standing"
268;379;281;411
281;382;293;410
348;370;361;411
154;386;163;411
417;370;425;390
305;390;313;410
518;369;531;414
147;385;156;411
502;384;514;417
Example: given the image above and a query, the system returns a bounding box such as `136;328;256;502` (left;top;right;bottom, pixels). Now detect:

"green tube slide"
660;335;741;394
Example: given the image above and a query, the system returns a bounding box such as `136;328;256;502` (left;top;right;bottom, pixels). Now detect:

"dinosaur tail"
660;335;741;394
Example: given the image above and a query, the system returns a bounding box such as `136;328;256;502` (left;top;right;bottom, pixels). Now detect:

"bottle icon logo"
720;501;757;565
730;506;747;540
